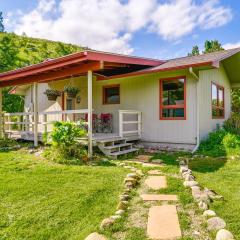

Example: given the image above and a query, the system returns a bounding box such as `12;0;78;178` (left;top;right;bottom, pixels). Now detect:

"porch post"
0;88;3;138
33;82;38;147
87;70;93;158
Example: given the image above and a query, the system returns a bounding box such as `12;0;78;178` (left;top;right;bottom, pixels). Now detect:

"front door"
63;93;75;121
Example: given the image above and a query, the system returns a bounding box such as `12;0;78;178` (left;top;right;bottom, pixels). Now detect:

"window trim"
211;82;225;119
102;84;120;105
159;76;187;120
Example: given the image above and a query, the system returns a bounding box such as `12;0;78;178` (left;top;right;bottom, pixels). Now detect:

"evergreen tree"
0;12;4;32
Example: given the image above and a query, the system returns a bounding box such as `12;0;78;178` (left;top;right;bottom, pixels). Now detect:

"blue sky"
1;0;240;59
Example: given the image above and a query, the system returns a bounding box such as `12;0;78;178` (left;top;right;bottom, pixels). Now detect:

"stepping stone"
145;176;167;190
148;170;162;175
147;205;182;240
141;194;178;201
142;163;162;168
136;155;152;162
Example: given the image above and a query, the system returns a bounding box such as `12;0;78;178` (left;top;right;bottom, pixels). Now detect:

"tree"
203;40;224;54
232;89;240;113
0;12;4;32
188;45;200;56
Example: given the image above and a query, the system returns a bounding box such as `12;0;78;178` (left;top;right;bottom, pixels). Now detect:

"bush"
0;138;18;148
45;121;88;164
198;128;240;157
223;113;240;135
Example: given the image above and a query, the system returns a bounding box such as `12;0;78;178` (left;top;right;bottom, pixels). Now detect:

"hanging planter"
44;89;62;101
64;86;79;98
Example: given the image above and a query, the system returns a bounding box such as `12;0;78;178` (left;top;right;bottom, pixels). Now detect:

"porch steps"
96;137;138;159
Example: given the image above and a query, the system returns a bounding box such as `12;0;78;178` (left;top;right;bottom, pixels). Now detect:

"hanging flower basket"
64;86;79;98
44;89;62;101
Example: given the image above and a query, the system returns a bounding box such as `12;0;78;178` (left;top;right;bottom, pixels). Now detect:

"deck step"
104;143;132;150
109;148;138;156
96;137;126;143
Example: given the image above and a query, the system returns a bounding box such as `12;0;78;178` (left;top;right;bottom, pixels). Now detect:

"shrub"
46;121;88;164
223;113;240;135
198;128;240;157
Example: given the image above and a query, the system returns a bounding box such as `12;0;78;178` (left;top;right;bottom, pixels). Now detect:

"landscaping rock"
125;182;134;189
184;174;195;181
210;195;224;201
124;165;132;169
85;232;107;240
126;173;138;179
198;201;208;210
119;163;125;167
100;218;114;230
183;181;199;188
179;160;186;166
203;210;216;218
180;166;189;173
110;215;121;220
216;229;234;240
119;194;130;201
116;201;128;210
207;217;226;231
115;210;125;215
124;177;136;184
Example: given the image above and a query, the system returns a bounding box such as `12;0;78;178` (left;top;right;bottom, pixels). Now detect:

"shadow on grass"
189;157;227;173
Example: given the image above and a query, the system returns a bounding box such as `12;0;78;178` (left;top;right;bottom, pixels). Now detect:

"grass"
0;150;127;240
189;157;240;239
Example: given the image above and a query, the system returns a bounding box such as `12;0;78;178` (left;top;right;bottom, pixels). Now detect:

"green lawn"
0;150;126;240
189;157;240;239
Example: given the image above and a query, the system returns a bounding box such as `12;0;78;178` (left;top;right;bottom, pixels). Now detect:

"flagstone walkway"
141;162;182;240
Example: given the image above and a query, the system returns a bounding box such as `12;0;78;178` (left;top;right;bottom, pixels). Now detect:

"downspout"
189;67;200;153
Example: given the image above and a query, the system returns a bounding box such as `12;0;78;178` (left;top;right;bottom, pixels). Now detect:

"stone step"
140;194;178;201
145;176;167;190
147;205;182;240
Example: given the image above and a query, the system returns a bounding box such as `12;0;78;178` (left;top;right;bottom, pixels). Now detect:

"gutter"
189;67;200;153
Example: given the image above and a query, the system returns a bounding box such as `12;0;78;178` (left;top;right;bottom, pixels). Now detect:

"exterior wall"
24;71;198;144
199;64;231;140
93;70;197;144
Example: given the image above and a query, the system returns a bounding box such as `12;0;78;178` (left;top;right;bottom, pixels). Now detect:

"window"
160;76;186;120
103;85;120;104
66;98;74;110
212;82;224;118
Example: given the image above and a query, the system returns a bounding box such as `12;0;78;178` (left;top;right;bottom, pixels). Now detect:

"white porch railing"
119;110;142;139
2;109;89;135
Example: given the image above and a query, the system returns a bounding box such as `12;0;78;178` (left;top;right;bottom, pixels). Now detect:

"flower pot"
66;92;77;98
46;94;58;101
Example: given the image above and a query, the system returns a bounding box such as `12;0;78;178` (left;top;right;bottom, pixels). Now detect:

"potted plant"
64;86;79;98
44;89;61;101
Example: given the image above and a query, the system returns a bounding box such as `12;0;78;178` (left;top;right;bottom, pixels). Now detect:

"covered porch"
0;50;162;157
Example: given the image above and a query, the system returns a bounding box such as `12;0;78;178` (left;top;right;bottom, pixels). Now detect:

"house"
0;49;239;157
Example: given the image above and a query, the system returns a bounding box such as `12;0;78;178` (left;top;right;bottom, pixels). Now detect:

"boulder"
100;218;114;230
180;166;189;173
203;210;216;218
85;232;107;240
184;181;199;188
125;182;134;189
124;177;136;184
207;217;226;231
126;173;138;179
216;229;234;240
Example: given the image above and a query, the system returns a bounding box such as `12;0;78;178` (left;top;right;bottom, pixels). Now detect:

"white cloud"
150;0;233;40
223;42;240;50
7;0;233;54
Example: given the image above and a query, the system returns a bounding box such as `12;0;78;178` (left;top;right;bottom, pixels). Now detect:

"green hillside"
0;32;85;112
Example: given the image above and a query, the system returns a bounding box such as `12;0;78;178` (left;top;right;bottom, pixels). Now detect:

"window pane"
66;99;74;110
212;107;218;117
218;88;224;107
162;108;184;118
104;86;120;104
162;78;184;106
219;109;224;117
212;84;217;106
